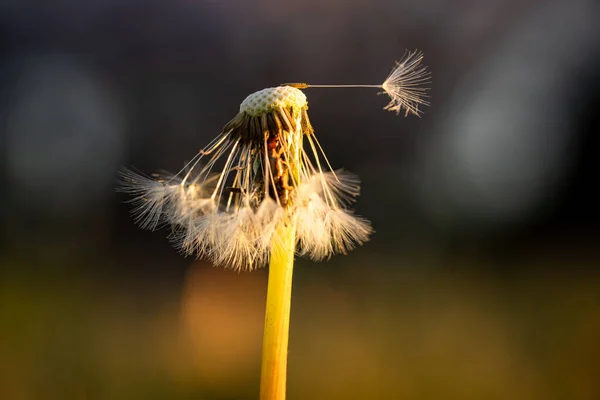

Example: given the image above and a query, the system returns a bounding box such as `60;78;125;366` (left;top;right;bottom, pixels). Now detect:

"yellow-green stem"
260;223;296;400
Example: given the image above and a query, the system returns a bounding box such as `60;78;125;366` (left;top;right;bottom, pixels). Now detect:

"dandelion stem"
260;223;297;400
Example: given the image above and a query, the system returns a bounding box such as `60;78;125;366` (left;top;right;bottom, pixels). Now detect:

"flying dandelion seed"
286;49;431;117
118;51;430;271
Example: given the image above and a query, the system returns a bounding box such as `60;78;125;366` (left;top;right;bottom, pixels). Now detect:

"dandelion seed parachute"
118;85;373;271
286;49;431;117
381;50;431;117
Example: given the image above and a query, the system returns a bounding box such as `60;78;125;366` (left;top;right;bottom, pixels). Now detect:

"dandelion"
118;51;430;400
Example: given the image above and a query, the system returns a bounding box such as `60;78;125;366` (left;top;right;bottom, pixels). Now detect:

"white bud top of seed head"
240;86;307;116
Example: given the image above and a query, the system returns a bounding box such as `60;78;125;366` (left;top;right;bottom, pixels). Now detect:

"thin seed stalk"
260;223;296;400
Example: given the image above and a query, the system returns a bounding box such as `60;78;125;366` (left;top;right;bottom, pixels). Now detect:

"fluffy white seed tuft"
294;171;373;260
381;50;431;117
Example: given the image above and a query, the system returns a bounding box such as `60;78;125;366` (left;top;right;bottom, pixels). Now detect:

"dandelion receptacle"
118;50;430;400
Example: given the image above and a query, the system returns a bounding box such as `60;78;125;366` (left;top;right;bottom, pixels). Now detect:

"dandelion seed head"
240;86;307;116
119;56;438;269
119;99;372;270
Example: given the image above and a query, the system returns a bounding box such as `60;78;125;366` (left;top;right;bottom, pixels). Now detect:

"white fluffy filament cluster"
381;50;431;117
119;86;372;271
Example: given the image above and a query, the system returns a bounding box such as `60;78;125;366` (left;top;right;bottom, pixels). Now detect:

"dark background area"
1;0;599;399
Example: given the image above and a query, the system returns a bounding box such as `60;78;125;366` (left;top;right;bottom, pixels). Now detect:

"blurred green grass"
1;254;599;400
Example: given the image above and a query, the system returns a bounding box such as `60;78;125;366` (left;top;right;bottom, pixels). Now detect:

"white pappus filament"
119;85;373;271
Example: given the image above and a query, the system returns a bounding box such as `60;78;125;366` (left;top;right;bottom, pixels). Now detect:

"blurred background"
1;0;600;398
